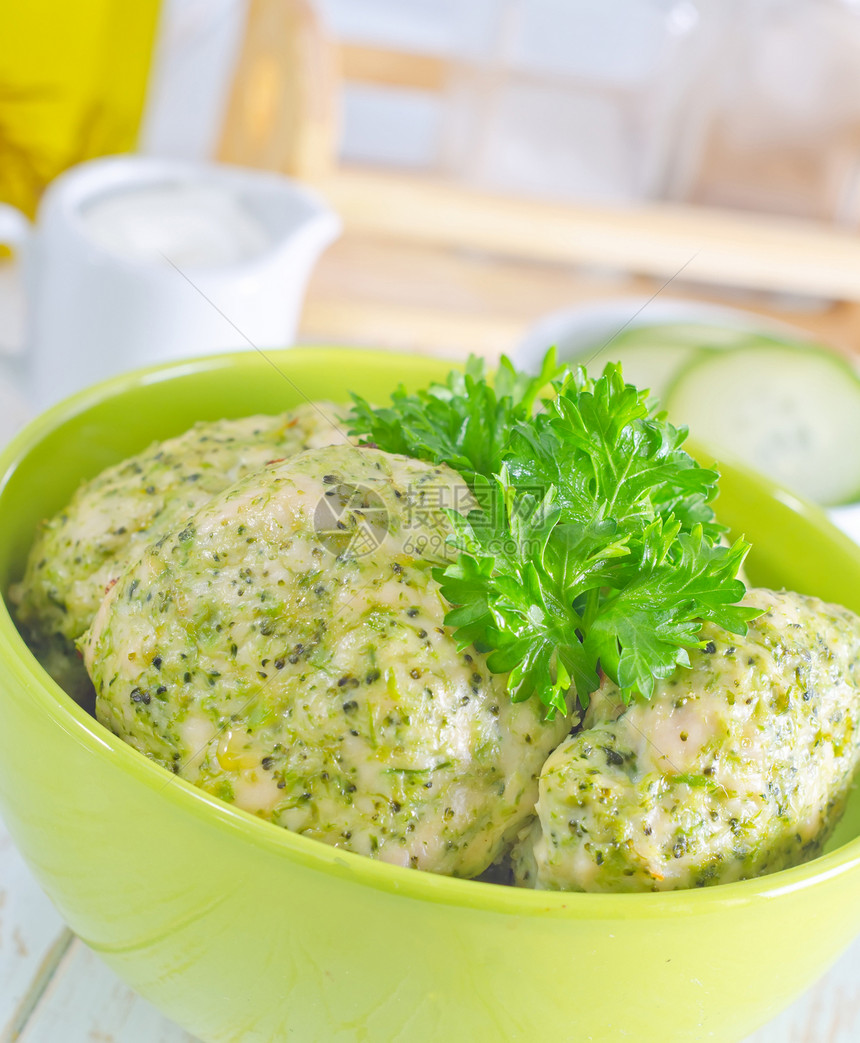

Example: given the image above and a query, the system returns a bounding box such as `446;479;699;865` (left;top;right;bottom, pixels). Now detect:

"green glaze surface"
1;349;860;1042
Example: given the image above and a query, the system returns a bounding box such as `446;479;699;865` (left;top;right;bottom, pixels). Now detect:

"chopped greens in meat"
10;402;347;694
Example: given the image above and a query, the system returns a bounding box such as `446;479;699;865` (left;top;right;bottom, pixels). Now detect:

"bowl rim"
4;345;860;920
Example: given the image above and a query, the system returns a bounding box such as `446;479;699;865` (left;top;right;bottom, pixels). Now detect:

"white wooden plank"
0;821;71;1038
16;939;197;1043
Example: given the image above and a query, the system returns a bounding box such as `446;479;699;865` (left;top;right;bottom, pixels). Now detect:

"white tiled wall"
140;0;247;160
138;0;860;221
315;0;502;58
139;0;710;202
502;0;698;82
340;84;444;169
321;0;709;199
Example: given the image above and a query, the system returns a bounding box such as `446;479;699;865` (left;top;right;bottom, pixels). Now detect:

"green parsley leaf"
347;348;564;487
348;351;759;717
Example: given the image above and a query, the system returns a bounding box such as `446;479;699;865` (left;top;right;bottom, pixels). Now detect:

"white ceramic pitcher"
0;155;341;406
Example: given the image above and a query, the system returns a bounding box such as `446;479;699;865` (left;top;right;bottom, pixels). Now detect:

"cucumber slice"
665;343;860;506
573;324;793;404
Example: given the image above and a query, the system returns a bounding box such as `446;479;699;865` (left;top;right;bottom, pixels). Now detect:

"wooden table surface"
3;239;860;1041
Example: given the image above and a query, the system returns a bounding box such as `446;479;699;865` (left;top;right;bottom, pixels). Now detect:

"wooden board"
298;233;860;361
13;939;195;1043
0;830;69;1039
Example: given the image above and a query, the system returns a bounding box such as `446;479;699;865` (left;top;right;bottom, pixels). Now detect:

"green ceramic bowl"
2;348;860;1043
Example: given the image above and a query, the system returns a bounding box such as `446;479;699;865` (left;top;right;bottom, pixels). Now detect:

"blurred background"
4;0;860;371
9;0;860;218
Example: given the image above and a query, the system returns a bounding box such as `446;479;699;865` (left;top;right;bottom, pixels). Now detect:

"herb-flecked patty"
512;588;860;892
10;402;346;692
83;445;569;877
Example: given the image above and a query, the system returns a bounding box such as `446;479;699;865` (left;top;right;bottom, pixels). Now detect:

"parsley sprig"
348;353;759;717
348;349;564;487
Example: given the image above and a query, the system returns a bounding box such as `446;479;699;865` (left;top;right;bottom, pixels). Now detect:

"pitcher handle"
0;202;32;255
